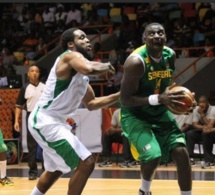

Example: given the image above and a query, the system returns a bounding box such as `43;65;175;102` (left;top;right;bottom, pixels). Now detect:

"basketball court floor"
1;161;215;195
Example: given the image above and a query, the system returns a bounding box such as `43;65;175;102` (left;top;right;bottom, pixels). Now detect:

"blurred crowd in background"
0;2;215;90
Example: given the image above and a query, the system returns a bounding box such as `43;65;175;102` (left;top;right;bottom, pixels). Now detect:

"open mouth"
153;42;164;48
153;41;162;45
86;45;92;52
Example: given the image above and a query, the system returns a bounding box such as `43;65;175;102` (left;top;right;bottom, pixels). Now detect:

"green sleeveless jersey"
120;45;175;122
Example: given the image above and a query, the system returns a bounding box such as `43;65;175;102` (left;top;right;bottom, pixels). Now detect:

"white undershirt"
150;55;162;63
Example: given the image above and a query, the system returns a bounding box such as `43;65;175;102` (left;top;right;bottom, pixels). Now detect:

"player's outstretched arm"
82;85;120;110
66;52;115;78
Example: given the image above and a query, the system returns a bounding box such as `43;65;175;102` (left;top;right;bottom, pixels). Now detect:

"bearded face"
75;43;92;60
72;30;92;60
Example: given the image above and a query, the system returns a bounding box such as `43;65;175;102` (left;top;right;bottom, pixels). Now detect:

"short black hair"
143;22;165;37
198;95;209;103
28;64;40;72
61;28;78;51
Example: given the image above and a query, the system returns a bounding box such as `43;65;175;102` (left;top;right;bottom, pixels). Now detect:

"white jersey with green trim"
37;56;89;119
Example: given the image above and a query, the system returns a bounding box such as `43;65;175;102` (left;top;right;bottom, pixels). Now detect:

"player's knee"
145;156;161;166
171;145;189;163
83;155;95;172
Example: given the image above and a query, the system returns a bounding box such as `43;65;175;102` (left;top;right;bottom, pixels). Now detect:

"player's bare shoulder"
125;54;144;67
58;51;83;69
124;54;145;75
62;51;84;62
56;52;77;79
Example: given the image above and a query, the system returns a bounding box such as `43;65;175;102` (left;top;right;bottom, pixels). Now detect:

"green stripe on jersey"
32;107;79;170
54;78;71;98
43;78;71;109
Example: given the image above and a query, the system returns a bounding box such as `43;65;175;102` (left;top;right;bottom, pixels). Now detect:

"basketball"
166;86;195;115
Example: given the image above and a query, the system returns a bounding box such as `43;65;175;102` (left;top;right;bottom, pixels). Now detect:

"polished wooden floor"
1;161;215;195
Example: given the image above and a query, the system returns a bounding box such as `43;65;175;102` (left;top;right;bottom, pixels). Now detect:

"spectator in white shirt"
55;4;67;24
42;5;55;29
66;5;82;27
186;95;215;168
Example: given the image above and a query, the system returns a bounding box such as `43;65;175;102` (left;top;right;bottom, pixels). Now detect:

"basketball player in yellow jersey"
120;23;195;195
28;28;120;195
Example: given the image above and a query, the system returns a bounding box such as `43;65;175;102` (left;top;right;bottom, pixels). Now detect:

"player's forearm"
87;92;120;110
121;95;151;107
88;62;113;75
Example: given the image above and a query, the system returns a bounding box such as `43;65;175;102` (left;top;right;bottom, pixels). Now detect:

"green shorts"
121;112;186;165
0;129;7;153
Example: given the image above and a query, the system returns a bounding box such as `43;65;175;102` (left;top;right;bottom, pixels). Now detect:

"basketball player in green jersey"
120;23;195;195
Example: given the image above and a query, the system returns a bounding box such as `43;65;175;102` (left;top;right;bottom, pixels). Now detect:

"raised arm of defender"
56;51;115;80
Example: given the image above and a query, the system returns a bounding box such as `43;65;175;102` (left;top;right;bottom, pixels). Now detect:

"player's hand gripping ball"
166;86;196;115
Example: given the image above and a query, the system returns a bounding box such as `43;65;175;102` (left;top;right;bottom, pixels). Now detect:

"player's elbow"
86;105;94;111
84;102;96;111
81;67;94;75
